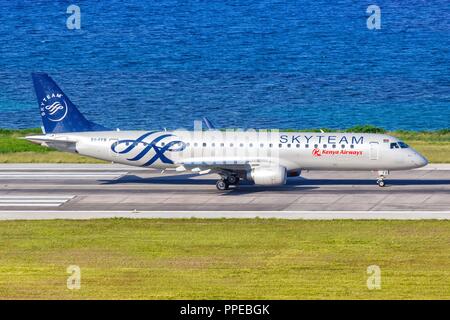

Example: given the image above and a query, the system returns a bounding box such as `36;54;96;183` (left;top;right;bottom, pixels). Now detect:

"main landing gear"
376;170;389;187
216;175;240;191
216;179;229;191
227;175;239;185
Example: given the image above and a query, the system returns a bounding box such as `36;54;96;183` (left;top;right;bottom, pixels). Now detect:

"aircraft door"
109;138;119;161
369;142;379;160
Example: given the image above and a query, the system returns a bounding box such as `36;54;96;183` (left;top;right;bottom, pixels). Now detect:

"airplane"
25;73;428;190
202;117;215;130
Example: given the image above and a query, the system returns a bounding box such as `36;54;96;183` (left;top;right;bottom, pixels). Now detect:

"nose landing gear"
377;178;386;187
376;170;389;187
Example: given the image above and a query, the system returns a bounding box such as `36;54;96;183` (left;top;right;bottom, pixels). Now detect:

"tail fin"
202;117;216;130
32;73;110;133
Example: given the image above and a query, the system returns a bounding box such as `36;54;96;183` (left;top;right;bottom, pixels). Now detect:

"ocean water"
0;0;448;131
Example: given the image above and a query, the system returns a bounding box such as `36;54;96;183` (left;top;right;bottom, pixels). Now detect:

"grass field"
0;127;449;163
0;129;105;163
0;219;449;299
0;151;105;163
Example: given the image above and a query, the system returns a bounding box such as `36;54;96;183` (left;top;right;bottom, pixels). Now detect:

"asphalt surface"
0;164;449;219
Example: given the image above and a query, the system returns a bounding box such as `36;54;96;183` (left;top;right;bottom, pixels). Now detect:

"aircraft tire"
216;180;229;191
228;176;239;185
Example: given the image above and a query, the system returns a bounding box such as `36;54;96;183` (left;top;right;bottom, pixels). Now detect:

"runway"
0;163;449;220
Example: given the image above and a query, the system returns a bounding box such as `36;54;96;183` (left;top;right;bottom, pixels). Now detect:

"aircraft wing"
177;157;275;174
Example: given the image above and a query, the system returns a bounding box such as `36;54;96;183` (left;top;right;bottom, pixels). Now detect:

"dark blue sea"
0;0;449;131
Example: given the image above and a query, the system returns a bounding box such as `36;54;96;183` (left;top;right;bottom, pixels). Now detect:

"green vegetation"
0;128;104;163
392;129;450;164
0;152;105;163
0;219;449;299
0;128;45;153
284;125;388;134
345;125;387;133
0;127;449;163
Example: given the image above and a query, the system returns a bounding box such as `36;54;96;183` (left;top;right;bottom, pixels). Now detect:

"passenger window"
296;144;300;148
279;144;283;148
260;143;264;147
332;144;336;148
350;145;354;149
249;143;253;147
323;144;327;149
287;144;291;148
230;143;233;147
202;142;207;147
212;143;215;147
194;143;198;147
240;143;244;147
305;144;309;148
341;144;345;148
269;143;273;148
220;143;224;147
314;144;318;148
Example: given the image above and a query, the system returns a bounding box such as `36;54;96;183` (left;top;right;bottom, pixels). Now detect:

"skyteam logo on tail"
40;93;68;122
111;131;186;166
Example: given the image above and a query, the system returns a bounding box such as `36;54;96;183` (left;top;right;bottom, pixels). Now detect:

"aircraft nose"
413;153;428;168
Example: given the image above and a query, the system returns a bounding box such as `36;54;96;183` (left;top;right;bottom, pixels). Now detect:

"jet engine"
287;169;301;177
247;165;287;185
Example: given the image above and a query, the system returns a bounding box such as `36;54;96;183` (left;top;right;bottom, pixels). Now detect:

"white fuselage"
28;130;428;174
27;73;430;189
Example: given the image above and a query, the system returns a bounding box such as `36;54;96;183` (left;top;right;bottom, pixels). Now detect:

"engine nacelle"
247;166;287;186
287;169;301;177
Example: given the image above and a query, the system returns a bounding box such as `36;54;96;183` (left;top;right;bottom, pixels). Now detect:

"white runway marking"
0;210;449;220
0;172;127;175
0;164;146;171
0;196;74;207
0;171;127;179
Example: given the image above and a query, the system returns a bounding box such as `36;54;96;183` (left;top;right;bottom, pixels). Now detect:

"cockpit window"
390;142;409;149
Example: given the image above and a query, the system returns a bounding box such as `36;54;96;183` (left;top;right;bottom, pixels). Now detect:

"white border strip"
0;210;450;220
0;204;63;207
0;196;74;199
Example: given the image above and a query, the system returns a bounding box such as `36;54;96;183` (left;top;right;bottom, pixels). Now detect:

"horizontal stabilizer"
24;135;77;153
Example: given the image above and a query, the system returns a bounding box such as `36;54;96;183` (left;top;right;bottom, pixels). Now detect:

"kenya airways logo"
312;148;363;157
40;93;68;122
312;148;322;157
